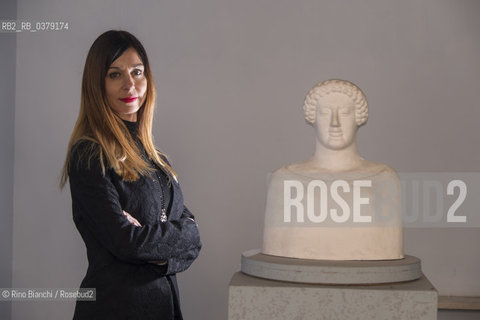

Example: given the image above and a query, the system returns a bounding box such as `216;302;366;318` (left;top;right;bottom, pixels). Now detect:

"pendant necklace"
156;170;168;223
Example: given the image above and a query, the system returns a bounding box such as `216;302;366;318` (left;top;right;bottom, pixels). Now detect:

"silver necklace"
155;170;168;223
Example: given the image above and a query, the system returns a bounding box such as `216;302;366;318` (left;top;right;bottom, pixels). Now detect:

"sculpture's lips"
328;130;343;138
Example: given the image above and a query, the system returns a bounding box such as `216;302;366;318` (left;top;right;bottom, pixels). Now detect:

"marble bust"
262;79;404;260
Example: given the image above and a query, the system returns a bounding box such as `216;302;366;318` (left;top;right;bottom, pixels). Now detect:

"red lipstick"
120;97;137;103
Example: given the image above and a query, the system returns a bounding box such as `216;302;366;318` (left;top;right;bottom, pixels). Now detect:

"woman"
60;30;201;320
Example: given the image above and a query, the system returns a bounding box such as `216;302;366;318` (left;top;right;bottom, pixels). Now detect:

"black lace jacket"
69;121;201;320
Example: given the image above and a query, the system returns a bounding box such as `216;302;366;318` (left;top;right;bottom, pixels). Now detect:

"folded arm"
69;146;201;266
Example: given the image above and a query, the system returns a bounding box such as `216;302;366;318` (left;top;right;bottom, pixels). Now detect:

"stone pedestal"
228;272;438;320
228;250;438;320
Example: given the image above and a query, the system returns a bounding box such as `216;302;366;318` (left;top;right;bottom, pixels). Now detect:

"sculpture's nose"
330;108;340;127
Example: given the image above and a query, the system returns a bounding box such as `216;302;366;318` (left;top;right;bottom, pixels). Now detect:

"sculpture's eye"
318;107;330;115
339;107;351;115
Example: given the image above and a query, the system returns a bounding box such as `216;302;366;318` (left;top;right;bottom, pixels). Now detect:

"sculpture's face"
315;92;357;150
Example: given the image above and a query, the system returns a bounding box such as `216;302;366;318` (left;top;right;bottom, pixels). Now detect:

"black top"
69;120;201;320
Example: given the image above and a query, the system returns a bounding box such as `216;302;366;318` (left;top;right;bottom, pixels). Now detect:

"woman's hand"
122;210;167;265
122;210;142;227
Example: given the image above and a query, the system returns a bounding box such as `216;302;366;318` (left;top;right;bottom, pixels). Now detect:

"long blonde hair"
60;30;176;188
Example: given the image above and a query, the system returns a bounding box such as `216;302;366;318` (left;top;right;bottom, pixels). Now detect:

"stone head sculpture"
261;79;403;261
303;79;368;151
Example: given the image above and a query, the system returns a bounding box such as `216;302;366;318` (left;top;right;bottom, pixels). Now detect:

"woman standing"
60;30;201;320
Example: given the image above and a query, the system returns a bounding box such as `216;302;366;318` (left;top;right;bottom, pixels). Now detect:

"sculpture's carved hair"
303;79;368;126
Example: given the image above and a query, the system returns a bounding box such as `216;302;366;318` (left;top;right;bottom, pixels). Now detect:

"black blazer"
68;127;201;320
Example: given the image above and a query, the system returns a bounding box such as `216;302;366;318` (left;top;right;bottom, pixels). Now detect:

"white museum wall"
8;0;480;319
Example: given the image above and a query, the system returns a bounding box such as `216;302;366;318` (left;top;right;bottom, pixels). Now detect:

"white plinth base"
228;272;438;320
241;249;422;284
